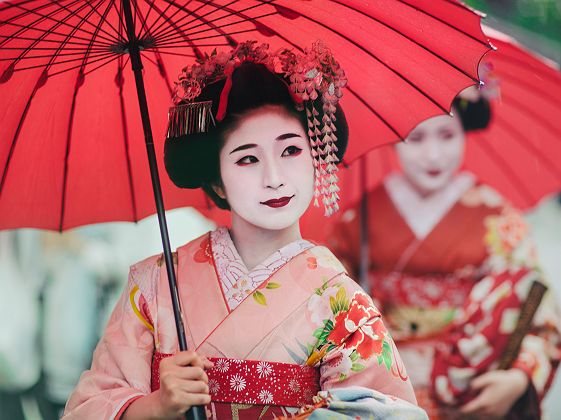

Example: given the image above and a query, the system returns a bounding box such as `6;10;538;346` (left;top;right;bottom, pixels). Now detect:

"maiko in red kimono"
328;172;561;418
63;227;421;419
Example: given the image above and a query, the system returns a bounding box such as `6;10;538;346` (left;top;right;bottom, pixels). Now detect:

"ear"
212;184;226;200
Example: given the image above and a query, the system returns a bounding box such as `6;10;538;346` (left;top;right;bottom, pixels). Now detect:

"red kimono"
328;172;561;418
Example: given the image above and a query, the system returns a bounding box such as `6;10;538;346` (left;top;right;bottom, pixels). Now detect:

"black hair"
452;96;492;132
164;62;348;210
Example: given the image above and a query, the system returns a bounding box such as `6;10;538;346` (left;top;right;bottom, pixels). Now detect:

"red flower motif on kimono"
307;257;318;269
328;291;385;359
194;236;212;264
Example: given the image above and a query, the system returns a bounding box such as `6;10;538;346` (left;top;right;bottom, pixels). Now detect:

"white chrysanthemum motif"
258;389;274;404
230;373;246;392
288;378;301;393
256;361;273;378
208;379;220;394
215;359;230;372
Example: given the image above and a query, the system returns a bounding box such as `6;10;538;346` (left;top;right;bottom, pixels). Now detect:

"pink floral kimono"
328;172;561;418
63;227;418;419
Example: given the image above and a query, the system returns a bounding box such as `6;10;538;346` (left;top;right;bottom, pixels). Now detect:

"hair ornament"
168;40;347;216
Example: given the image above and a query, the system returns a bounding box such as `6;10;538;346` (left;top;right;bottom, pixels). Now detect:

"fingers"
469;371;495;391
164;350;207;368
161;366;209;385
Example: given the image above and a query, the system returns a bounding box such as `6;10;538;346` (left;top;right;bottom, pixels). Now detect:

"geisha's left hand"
459;369;529;418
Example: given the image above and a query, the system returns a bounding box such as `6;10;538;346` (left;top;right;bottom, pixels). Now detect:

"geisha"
328;91;561;418
63;42;426;419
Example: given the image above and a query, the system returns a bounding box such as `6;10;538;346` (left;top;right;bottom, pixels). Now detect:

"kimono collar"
384;171;476;240
210;227;314;310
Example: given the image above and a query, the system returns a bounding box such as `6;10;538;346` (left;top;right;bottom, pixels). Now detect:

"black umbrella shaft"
359;156;370;293
121;1;206;419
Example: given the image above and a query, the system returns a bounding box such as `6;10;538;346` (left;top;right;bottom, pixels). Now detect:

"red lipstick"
261;196;294;208
426;169;442;177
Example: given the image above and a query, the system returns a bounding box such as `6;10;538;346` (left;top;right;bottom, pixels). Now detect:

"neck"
229;214;302;270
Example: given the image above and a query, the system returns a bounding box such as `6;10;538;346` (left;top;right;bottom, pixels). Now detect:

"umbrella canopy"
0;0;490;231
297;27;561;244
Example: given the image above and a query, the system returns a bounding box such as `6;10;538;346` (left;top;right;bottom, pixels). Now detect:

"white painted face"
218;105;315;231
396;112;466;195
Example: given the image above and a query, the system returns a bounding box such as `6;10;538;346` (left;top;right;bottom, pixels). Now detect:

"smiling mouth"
261;195;294;208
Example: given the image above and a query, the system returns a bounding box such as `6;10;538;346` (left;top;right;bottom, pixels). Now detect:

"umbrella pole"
121;1;206;419
358;156;370;293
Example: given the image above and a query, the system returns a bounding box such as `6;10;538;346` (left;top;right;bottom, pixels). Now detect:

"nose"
263;158;284;190
425;139;442;162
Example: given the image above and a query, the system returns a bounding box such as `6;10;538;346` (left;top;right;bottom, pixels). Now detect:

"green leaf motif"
329;287;350;315
266;282;281;289
253;291;267;306
351;363;365;372
350;350;359;362
381;340;393;372
313;319;334;346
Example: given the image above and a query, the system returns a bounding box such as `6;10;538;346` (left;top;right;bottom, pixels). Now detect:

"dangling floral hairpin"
168;40;348;217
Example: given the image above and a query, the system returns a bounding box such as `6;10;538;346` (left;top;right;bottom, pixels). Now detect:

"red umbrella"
297;27;561;244
0;0;491;231
0;3;489;416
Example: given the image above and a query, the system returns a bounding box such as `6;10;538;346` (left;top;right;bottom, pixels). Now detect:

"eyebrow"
228;133;302;154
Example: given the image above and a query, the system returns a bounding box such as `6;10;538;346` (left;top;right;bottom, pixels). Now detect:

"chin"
415;178;449;195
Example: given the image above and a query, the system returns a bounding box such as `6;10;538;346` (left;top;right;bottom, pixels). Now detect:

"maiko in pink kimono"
63;42;426;420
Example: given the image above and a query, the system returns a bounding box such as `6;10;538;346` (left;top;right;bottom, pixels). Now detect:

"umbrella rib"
6;1;120;46
7;1;106;71
0;49;116;62
148;49;197;58
0;0;104;48
492;115;561;179
82;0;123;42
330;0;481;83
250;3;452;114
501;93;561;141
498;67;561;104
0;0;109;52
153;28;258;48
0;34;113;48
144;0;204;40
472;136;536;205
397;0;489;48
151;0;261;42
59;0;119;231
153;42;231;49
497;55;561;84
155;10;278;45
148;0;238;48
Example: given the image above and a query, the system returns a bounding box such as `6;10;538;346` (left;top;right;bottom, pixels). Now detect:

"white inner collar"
210;227;313;310
384;172;476;240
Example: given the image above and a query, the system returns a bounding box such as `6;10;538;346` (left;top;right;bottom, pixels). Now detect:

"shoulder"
459;181;508;211
128;230;214;297
306;245;347;275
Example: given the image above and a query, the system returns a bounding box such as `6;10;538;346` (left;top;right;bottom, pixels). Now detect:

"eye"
281;145;303;157
407;132;424;143
236;155;258;166
439;130;455;140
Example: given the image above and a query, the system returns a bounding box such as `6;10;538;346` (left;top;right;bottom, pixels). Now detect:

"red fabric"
152;353;320;407
430;268;531;405
0;0;488;230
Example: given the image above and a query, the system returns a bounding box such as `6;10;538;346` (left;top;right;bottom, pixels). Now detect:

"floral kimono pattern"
63;228;419;419
328;172;561;418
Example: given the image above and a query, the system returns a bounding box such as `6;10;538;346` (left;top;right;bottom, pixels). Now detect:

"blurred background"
1;1;560;419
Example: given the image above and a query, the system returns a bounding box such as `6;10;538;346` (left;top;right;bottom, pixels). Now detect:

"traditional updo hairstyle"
164;62;349;210
452;96;492;132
